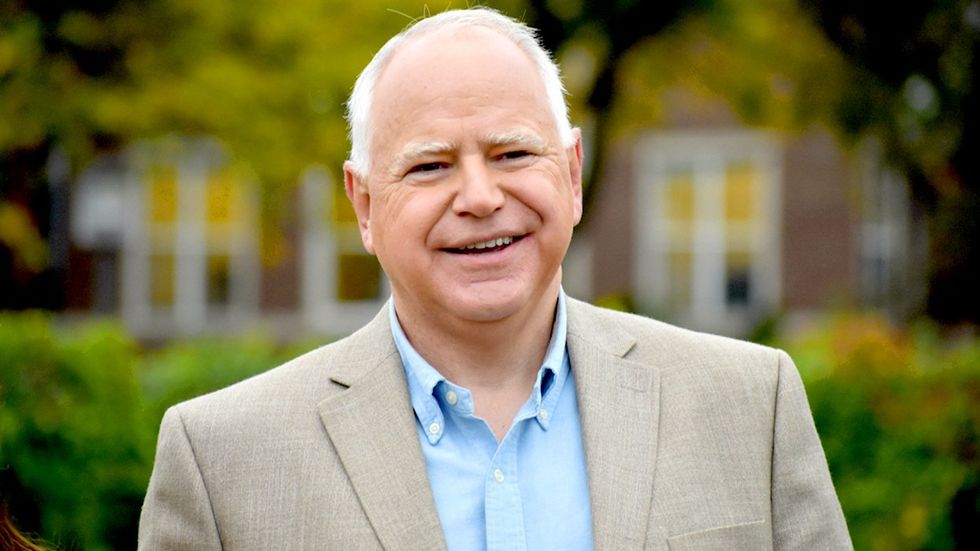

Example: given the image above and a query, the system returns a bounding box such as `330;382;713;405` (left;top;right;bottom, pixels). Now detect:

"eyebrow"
482;130;547;150
391;140;456;173
388;130;548;174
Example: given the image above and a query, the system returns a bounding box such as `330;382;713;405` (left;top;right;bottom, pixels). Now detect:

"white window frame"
633;129;782;334
859;141;912;310
120;139;259;338
300;165;389;336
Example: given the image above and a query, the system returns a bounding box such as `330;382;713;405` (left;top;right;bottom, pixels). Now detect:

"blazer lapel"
567;299;663;550
316;308;447;551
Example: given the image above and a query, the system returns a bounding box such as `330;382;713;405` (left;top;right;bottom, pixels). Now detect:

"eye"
408;162;447;174
498;150;531;161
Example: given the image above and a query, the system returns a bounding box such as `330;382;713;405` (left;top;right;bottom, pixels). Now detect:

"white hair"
345;6;574;175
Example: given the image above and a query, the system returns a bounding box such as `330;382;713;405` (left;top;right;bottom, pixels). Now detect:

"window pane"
206;170;238;226
206;172;245;247
667;250;692;310
337;253;381;302
725;250;752;306
206;254;231;307
725;162;756;223
665;169;695;223
149;254;175;307
147;166;178;225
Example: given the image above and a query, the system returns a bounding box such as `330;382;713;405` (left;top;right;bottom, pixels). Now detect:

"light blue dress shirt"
389;293;594;551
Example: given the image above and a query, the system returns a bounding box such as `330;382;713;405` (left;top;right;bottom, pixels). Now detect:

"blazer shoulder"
170;307;396;424
567;297;783;379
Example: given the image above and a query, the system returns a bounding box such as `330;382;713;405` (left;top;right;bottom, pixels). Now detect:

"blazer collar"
566;297;663;550
316;304;447;551
317;298;664;551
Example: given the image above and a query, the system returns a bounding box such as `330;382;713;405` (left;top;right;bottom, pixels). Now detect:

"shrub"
139;336;300;434
783;314;980;550
0;314;314;550
0;313;148;551
1;309;977;549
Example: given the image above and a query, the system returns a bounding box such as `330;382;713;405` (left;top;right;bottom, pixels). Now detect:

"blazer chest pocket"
666;519;770;550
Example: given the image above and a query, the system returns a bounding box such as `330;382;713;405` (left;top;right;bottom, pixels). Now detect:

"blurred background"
0;0;978;548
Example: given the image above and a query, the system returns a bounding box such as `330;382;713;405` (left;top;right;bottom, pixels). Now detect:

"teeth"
463;236;513;250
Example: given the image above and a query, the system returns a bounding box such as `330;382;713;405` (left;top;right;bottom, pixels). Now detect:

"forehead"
367;27;554;155
379;25;542;94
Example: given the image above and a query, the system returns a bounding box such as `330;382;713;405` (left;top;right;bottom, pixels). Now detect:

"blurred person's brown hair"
0;502;48;551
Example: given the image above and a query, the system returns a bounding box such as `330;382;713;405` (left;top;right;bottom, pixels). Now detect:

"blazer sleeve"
138;406;223;550
771;350;853;549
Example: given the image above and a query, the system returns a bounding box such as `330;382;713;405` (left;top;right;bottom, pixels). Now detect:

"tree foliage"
790;313;980;549
521;0;716;221
2;311;978;548
604;0;848;134
0;313;149;550
1;0;977;321
0;0;449;308
0;0;709;308
800;0;980;323
0;0;434;183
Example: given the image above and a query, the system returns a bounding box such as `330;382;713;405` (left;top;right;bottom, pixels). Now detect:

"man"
139;7;851;550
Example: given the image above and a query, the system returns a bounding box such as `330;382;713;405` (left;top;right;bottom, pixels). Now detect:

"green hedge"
0;312;977;549
785;314;980;550
0;314;149;550
0;314;300;550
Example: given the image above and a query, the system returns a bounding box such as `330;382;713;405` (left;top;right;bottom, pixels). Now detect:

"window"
300;165;388;336
121;139;259;337
634;130;781;335
859;143;918;314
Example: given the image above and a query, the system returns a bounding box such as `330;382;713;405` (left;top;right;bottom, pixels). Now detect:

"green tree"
528;0;978;324
0;314;149;550
800;0;980;323
0;0;444;308
7;0;973;324
521;0;717;223
0;0;716;309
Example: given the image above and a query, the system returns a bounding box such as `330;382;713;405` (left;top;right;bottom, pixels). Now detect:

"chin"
448;298;522;323
458;278;561;324
443;285;531;323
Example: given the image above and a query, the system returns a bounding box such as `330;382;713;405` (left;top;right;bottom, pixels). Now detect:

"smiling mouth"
444;235;524;254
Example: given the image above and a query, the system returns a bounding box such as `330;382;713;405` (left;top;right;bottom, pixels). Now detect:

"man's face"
345;27;583;329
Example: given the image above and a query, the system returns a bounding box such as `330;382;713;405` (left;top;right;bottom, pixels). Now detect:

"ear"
343;160;374;254
567;128;584;225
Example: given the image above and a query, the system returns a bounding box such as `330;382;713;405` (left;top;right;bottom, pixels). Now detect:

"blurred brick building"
566;91;928;336
62;95;927;340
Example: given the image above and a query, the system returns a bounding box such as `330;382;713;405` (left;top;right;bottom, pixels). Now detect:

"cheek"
372;188;448;252
508;169;576;221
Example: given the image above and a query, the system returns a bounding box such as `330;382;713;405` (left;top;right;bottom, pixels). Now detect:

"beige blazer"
138;298;851;550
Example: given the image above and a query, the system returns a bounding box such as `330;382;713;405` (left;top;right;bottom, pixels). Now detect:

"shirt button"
493;469;505;483
538;409;549;421
428;422;441;435
445;390;458;406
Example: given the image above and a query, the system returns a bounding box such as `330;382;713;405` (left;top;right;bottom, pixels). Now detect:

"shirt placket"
485;420;527;551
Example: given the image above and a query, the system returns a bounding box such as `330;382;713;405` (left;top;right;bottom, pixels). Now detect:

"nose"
451;158;505;217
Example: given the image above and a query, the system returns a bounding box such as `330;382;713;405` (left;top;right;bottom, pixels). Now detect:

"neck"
393;284;560;392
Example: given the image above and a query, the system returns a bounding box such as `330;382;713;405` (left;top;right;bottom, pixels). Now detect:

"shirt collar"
533;292;568;430
390;290;571;444
389;302;445;443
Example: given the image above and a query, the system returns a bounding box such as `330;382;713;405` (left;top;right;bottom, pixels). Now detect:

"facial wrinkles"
483;129;547;151
373;74;548;154
363;29;577;257
370;59;553;161
389;141;455;179
388;132;549;182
